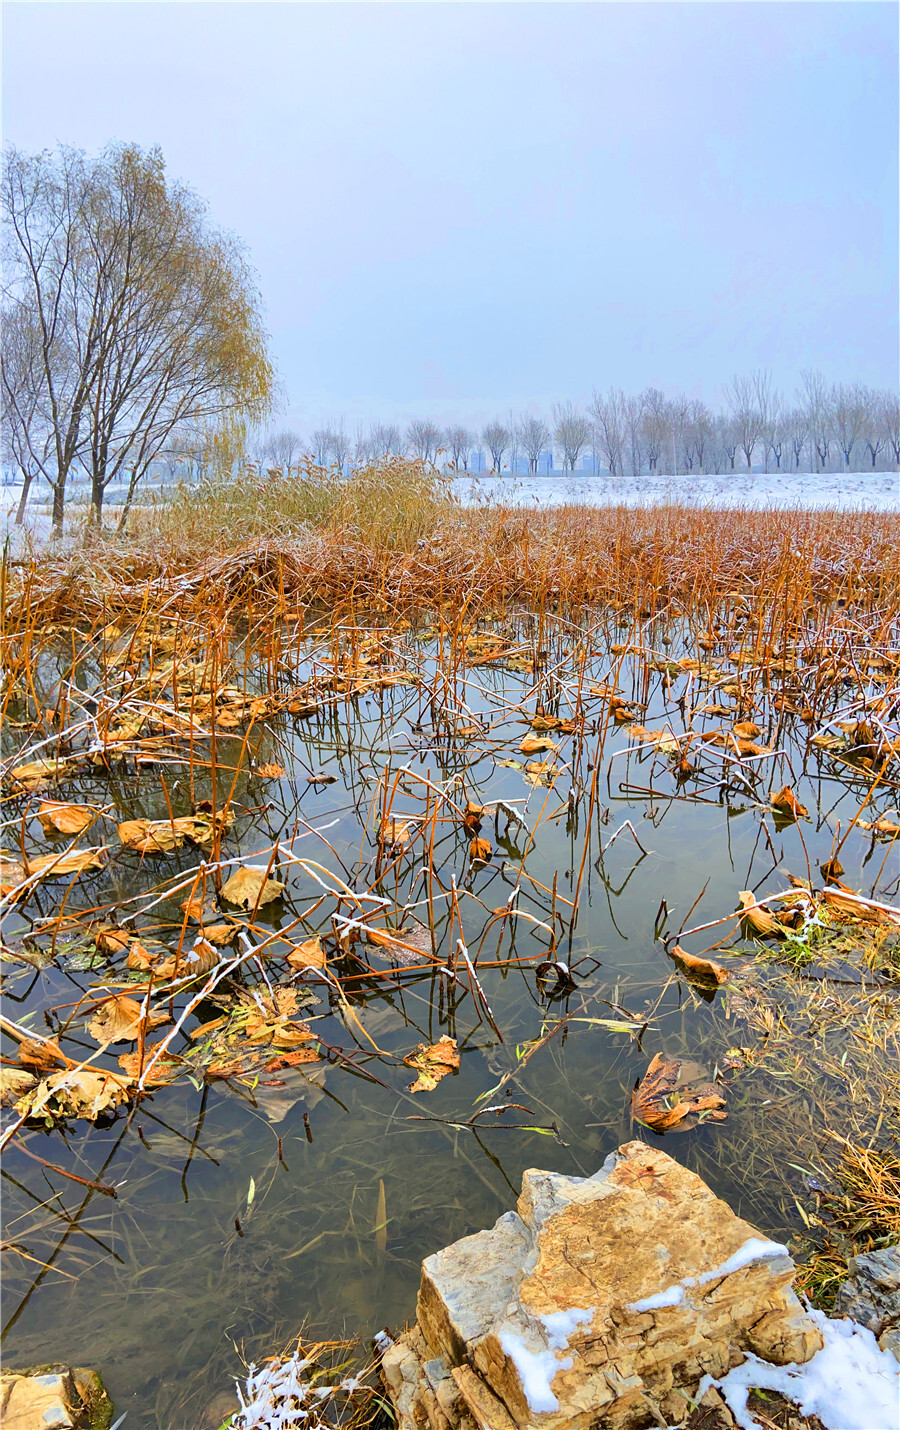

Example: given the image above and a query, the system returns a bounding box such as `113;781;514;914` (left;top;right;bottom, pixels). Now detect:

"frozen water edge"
452;471;900;512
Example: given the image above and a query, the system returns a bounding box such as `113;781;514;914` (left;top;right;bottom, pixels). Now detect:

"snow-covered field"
452;470;899;511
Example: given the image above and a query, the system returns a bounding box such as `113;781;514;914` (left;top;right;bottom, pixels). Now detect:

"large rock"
381;1141;823;1430
834;1245;900;1357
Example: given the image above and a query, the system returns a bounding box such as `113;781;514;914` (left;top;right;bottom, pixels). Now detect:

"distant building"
471;449;485;473
539;450;554;474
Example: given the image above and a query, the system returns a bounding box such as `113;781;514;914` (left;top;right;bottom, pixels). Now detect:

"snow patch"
628;1284;686;1313
539;1306;595;1349
705;1310;899;1430
498;1331;572;1413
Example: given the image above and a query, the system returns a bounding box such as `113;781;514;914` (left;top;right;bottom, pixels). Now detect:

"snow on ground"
703;1310;900;1430
452;471;900;511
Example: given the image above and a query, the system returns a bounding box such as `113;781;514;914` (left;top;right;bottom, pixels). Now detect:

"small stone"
1;1371;77;1430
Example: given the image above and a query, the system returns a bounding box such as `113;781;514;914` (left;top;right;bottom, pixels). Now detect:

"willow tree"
2;143;274;531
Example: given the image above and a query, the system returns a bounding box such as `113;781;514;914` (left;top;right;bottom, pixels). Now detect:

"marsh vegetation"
1;468;898;1426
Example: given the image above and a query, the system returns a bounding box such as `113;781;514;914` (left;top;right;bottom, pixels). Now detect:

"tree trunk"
51;480;66;535
15;472;35;525
117;469;142;534
90;474;105;526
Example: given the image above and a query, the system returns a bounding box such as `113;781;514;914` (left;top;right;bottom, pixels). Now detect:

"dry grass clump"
135;456;456;552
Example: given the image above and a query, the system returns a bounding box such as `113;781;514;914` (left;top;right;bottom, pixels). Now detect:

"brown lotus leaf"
255;762;285;778
286;935;326;970
524;759;556;785
470;836;492;862
821;888;896;926
732;721;762;739
1;1067;37;1106
10;758;70;791
118;819;187;853
0;852;28;895
27;846;108;878
126;940;156;970
37;801;100;836
737;890;782;938
530;714;575;733
95;926;131;955
88;993;169;1044
404;1035;460;1093
118;1041;183;1085
519;733;557;755
19;1066;133;1121
819;857;845;882
590;682;620;697
180;895;210;922
859;812;900;838
462;800;484;834
612;706;637;724
220;865;284;909
630;1052;727;1133
630;725;680;755
154;939;221;979
669;944;730;986
18;1036;68;1073
199;921;241;946
379;817;411;852
773;695;801;714
770;786;809;821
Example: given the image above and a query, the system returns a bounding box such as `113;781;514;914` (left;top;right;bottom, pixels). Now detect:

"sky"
3;1;898;434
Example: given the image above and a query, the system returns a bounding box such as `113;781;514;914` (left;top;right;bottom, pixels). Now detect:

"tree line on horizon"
259;373;899;480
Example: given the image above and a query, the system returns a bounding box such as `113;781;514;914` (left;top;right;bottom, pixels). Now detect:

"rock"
0;1367;113;1430
1;1371;77;1430
834;1245;900;1340
382;1140;823;1430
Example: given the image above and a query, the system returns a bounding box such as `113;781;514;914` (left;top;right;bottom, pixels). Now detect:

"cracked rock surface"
381;1140;823;1430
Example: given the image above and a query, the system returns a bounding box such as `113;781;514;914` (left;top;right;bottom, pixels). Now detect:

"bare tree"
265;428;303;472
311;428;331;465
518;415;550;473
762;394;785;472
406;419;442;463
640;388;667;473
799;370;833;471
718;417;739;472
588;391;625;476
552;402;591;473
326;421;350;470
623;393;646;476
2;143;273;531
831;383;868;469
371;422;401;458
885;395;900;469
482;420;511;473
864;390;889;469
444;424;473;469
691;400;715;475
786;408;808;470
725;371;770;470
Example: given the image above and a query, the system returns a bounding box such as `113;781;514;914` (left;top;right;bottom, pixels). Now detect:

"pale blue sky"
4;2;897;431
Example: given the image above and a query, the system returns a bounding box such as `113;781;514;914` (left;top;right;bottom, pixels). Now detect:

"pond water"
2;616;897;1428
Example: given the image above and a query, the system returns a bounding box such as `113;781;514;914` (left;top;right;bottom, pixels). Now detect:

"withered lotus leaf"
404;1035;460;1094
